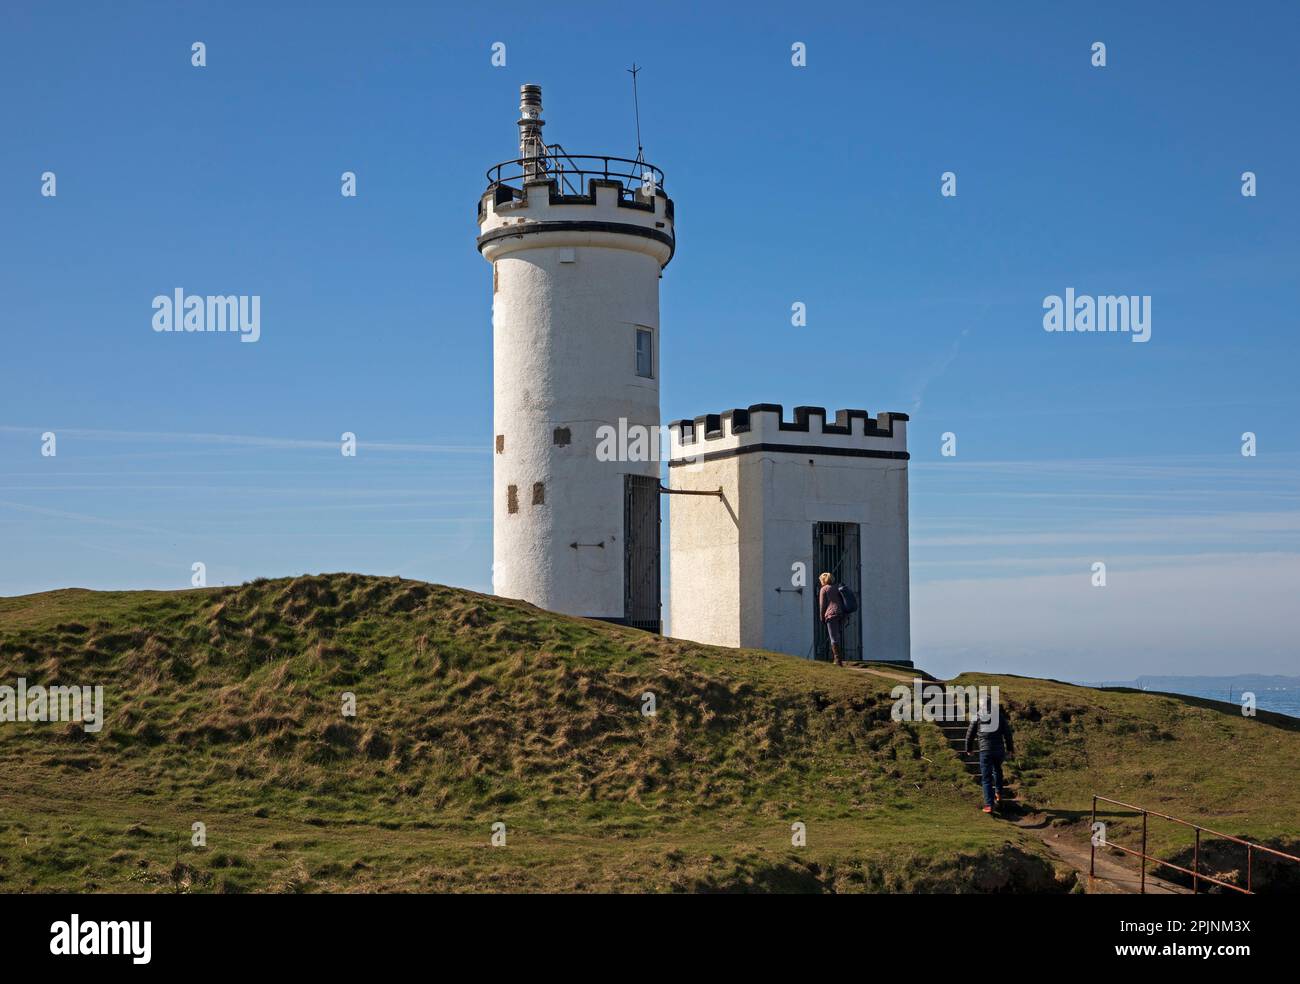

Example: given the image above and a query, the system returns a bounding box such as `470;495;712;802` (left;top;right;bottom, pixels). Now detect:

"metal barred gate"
623;474;662;632
812;521;863;661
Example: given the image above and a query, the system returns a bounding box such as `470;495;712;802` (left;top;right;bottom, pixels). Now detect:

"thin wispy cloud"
909;328;969;412
913;552;1300;679
0;425;487;454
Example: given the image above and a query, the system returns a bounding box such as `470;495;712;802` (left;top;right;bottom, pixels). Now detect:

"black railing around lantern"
486;146;665;199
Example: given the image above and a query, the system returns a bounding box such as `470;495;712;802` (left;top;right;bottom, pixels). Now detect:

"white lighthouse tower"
477;84;675;629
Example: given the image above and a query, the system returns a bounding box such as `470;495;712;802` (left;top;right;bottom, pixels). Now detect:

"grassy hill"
1;574;1296;893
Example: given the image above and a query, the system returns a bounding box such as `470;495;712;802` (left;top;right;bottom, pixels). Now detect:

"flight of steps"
846;664;1021;809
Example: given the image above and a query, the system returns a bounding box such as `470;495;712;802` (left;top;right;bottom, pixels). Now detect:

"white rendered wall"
667;456;750;648
480;181;673;619
755;455;911;662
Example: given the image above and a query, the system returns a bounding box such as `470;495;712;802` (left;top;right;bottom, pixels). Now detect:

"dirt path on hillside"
1015;814;1190;894
851;665;917;684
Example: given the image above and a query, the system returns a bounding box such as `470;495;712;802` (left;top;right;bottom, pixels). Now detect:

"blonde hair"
819;572;832;586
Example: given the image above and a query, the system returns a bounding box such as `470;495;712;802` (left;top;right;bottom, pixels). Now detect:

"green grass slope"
953;672;1300;890
0;574;1294;893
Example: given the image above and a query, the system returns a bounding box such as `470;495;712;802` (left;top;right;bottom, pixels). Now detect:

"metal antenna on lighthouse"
627;63;645;165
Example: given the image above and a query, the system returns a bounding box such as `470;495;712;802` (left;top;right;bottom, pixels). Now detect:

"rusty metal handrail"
1091;794;1300;894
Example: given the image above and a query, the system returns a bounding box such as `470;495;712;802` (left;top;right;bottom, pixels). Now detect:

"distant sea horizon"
1078;674;1300;720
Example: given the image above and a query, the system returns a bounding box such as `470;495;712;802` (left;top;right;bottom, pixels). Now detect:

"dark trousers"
979;750;1005;807
825;616;844;652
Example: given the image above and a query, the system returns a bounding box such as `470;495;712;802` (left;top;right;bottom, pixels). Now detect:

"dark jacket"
818;583;844;622
965;713;1015;757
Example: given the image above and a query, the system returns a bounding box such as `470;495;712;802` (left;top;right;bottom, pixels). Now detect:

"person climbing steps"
965;700;1015;813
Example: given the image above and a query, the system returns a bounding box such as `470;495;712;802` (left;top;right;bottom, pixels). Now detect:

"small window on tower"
507;485;518;514
495;434;505;454
493;263;499;294
635;327;653;378
532;482;545;505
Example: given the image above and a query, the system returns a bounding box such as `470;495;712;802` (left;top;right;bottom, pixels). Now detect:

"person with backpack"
817;572;854;666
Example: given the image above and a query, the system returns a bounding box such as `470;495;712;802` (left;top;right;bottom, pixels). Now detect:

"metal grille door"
812;522;862;662
624;474;662;632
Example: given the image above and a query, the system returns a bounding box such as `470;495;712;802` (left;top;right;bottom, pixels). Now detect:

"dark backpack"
836;584;858;615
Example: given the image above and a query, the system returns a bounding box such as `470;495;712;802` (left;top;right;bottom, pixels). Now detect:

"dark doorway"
812;522;862;662
623;474;662;632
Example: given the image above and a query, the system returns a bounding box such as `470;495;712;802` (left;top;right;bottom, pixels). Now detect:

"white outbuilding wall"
668;405;911;664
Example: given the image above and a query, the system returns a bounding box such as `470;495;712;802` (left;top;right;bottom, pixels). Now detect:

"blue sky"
2;1;1298;678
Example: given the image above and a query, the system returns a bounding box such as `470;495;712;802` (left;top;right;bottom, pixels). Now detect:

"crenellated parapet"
668;404;909;464
477;174;675;266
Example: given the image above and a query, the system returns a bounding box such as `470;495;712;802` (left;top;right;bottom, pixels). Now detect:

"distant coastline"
1079;674;1300;719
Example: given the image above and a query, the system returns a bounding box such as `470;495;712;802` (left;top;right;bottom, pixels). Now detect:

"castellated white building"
478;84;911;664
668;406;911;664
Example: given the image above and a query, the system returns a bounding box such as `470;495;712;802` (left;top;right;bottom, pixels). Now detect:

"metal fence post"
1090;795;1097;879
1194;827;1200;894
1141;811;1148;894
